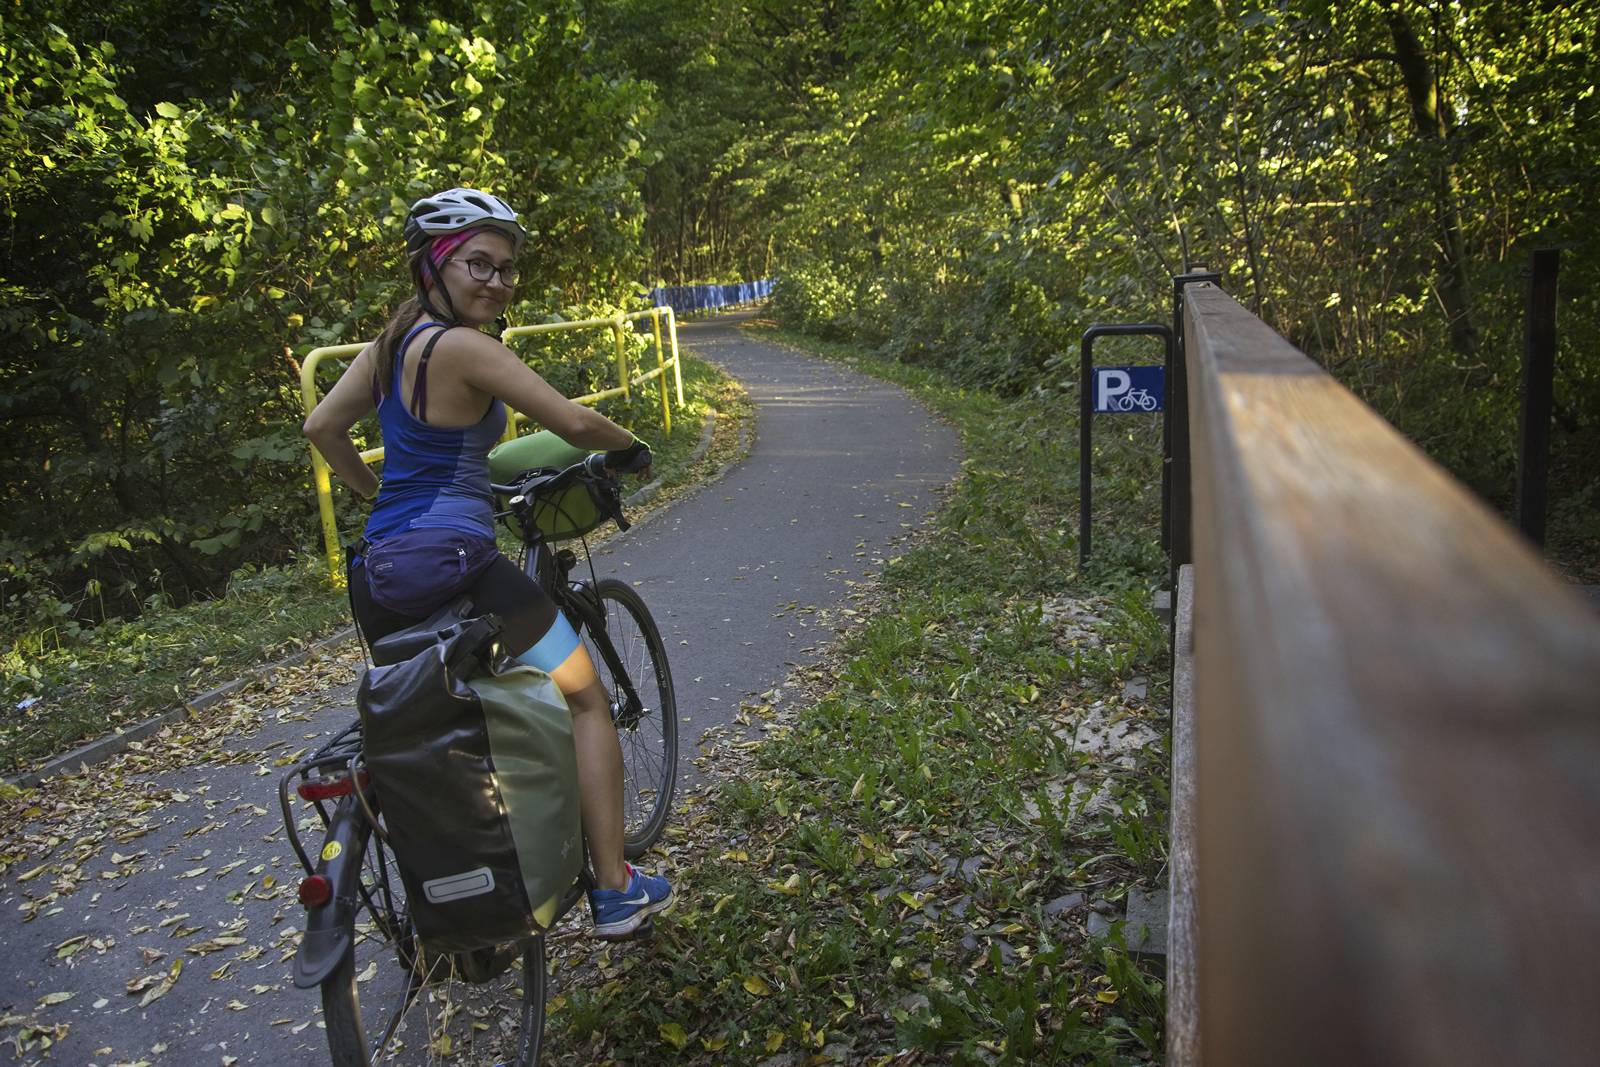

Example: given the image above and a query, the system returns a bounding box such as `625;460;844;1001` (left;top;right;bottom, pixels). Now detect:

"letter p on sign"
1095;368;1130;411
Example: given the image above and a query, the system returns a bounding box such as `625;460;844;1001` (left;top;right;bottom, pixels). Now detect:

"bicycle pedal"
629;919;655;940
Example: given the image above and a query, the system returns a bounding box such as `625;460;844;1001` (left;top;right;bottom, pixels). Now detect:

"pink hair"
427;227;485;270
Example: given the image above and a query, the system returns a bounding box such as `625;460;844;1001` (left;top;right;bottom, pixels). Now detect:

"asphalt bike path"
0;313;961;1065
587;315;959;792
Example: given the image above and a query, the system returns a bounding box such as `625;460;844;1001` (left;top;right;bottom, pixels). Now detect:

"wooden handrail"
1182;282;1600;1066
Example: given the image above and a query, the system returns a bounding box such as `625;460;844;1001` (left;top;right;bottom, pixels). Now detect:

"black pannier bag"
356;617;584;953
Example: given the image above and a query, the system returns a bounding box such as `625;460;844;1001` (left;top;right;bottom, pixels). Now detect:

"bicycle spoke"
371;961;429;1061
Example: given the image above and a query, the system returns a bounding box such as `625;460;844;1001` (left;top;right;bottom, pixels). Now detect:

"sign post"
1516;249;1559;547
1079;324;1175;570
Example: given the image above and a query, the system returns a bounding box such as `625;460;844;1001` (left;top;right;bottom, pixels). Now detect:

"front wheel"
581;578;678;857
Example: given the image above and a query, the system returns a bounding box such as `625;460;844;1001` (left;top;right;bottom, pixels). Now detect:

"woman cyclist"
302;187;672;938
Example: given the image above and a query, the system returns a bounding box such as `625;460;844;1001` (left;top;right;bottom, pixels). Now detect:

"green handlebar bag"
487;430;586;483
488;430;617;542
357;619;584;952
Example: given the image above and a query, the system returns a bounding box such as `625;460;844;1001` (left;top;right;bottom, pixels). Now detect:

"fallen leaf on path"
136;959;182;1008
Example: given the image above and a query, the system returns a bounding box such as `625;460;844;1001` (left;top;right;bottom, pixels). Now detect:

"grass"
0;350;746;776
541;324;1174;1065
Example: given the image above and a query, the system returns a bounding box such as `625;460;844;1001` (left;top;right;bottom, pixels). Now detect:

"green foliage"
637;0;1597;572
1;0;658;639
589;0;850;285
0;556;349;773
769;262;861;341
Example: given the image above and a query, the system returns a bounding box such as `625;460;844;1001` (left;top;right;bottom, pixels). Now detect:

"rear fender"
291;798;369;989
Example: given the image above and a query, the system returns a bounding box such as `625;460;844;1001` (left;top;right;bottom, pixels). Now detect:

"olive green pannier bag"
357;617;584;952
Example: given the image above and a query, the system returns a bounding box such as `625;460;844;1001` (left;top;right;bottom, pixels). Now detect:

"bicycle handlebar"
488;453;613;498
491;452;634;534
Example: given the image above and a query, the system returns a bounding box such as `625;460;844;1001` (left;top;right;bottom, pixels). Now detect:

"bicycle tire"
317;807;547;1065
584;578;679;857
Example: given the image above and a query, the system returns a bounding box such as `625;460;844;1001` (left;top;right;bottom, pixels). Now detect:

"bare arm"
448;330;635;450
302;346;382;500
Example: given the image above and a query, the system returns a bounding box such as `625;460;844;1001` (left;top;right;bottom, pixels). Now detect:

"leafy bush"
771;262;861;341
1;0;659;641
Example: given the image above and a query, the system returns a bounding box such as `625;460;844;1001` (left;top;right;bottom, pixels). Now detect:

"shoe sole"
591;891;675;940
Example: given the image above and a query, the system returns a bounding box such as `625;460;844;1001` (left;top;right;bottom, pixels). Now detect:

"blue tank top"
363;323;507;543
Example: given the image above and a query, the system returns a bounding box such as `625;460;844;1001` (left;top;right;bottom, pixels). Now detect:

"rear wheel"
317;808;548;1065
582;578;678;856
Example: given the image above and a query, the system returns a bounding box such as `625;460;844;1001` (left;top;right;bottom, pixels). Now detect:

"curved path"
592;314;959;789
0;314;960;1064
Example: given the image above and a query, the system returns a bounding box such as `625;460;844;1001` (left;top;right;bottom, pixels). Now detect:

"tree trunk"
1386;8;1477;362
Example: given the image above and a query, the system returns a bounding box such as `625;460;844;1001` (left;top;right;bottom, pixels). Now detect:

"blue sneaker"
588;864;674;939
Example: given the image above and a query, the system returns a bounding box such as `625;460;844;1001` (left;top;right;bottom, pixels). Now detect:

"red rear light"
299;874;332;908
296;769;370;802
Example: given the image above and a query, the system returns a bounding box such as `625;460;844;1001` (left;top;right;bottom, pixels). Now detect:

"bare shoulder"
426;325;513;367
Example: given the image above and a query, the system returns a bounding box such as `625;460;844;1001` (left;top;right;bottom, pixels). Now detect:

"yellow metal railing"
499;307;684;439
298;306;684;582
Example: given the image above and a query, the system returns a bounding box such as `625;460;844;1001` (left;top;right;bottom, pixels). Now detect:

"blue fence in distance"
644;278;774;314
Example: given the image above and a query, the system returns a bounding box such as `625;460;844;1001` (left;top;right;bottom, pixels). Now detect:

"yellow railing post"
651;309;672;434
309;446;343;584
665;307;685;406
612;314;630;399
299;343;370;585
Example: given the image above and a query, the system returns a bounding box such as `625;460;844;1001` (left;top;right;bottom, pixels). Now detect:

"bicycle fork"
567;581;648;728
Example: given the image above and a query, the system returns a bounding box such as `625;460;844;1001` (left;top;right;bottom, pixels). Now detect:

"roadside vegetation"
0;351;744;776
538;323;1173;1065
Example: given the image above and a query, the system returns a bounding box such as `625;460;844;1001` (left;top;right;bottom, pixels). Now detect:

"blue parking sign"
1093;365;1164;413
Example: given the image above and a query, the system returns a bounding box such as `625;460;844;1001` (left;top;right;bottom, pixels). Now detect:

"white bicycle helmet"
405;187;527;255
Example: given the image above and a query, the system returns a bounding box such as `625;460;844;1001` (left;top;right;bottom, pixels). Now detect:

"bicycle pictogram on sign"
1093;365;1164;414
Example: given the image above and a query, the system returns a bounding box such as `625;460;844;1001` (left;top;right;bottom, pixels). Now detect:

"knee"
564;682;610;719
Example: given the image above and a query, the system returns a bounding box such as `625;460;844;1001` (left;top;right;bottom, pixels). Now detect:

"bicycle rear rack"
278;721;366;876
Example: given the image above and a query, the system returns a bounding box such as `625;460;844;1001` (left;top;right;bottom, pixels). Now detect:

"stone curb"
7;412;727;791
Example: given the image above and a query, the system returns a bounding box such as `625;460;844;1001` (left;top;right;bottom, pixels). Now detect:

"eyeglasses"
448;257;521;287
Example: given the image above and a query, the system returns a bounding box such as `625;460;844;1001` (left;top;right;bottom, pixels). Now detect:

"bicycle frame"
522;527;650;730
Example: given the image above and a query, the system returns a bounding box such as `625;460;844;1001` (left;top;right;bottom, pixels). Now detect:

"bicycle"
1112;387;1158;412
279;436;678;1066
